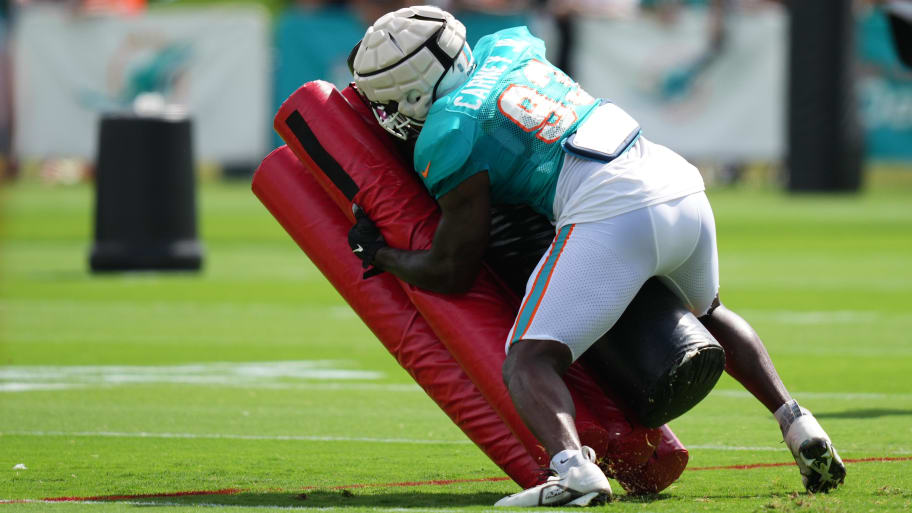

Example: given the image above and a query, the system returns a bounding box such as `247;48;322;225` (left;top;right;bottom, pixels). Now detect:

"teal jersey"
413;27;599;220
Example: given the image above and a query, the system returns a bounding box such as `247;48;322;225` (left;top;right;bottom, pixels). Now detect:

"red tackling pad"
253;146;543;485
253;80;688;492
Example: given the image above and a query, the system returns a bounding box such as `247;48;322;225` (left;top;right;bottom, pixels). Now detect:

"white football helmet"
349;5;475;140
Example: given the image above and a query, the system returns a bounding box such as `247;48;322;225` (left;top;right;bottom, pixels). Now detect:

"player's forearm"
374;246;476;294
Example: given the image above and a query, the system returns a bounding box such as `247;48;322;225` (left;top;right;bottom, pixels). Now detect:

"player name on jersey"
453;40;525;110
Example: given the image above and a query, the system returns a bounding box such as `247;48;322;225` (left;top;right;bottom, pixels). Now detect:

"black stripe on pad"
285;110;359;201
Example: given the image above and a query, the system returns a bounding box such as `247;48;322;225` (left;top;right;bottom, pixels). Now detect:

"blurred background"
0;0;910;187
1;3;910;504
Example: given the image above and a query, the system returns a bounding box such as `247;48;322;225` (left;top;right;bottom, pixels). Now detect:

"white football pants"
505;192;720;361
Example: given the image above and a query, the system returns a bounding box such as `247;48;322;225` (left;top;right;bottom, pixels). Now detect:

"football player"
345;6;846;506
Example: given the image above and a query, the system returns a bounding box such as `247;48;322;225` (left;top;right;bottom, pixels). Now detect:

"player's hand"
348;205;387;274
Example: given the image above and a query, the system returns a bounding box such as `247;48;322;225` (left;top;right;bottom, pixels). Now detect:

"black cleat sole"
799;439;846;494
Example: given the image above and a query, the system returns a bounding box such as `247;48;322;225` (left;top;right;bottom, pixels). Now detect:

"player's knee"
697;293;722;321
502;339;572;387
501;342;537;387
502;348;518;386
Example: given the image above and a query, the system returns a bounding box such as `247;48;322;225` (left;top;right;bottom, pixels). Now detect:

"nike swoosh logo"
421;161;431;179
352;245;363;253
559;458;570;464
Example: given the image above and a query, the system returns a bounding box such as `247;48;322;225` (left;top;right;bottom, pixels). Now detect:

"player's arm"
373;171;491;294
347;171;490;294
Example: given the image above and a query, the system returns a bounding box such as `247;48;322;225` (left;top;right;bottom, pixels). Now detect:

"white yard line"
0;380;423;393
3;299;907;323
0;361;387;392
0;430;473;445
0;361;382;381
712;389;912;401
740;309;888;324
0;501;449;511
0;381;420;393
7;430;887;455
0;383;88;392
687;444;782;451
0;299;357;318
220;382;420;392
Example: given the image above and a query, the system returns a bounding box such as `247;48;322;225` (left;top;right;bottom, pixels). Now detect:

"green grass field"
1;173;911;512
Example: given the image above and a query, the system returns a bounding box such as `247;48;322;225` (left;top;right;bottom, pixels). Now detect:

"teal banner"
273;7;364;147
273;7;530;147
858;9;912;160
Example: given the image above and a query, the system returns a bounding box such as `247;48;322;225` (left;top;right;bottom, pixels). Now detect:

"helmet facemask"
366;99;425;141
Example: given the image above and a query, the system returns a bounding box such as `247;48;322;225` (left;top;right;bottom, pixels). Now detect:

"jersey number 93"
496;60;594;144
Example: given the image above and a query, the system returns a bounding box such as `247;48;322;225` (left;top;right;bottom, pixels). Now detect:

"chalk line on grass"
0;361;383;382
686;444;782;452
3;360;908;402
6;431;910;456
0;361;387;392
0;381;420;393
0;383;87;392
687;456;912;471
740;310;885;324
3;457;910;506
0;430;473;445
0;500;448;512
0;430;782;450
711;389;912;401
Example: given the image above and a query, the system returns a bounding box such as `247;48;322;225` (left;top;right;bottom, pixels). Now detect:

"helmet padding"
350;5;474;139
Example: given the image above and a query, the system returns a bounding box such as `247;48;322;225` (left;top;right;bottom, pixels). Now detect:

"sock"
550;449;583;474
774;399;812;436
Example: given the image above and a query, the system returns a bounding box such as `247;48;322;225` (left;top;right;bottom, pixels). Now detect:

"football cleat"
494;447;612;507
784;413;846;493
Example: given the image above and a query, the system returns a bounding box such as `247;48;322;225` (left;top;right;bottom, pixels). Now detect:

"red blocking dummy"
253;146;544;487
273;81;688;492
275;81;550;468
275;83;638;473
620;426;689;494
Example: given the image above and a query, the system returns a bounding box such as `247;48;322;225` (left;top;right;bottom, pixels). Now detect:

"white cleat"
783;410;846;493
494;447;612;507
